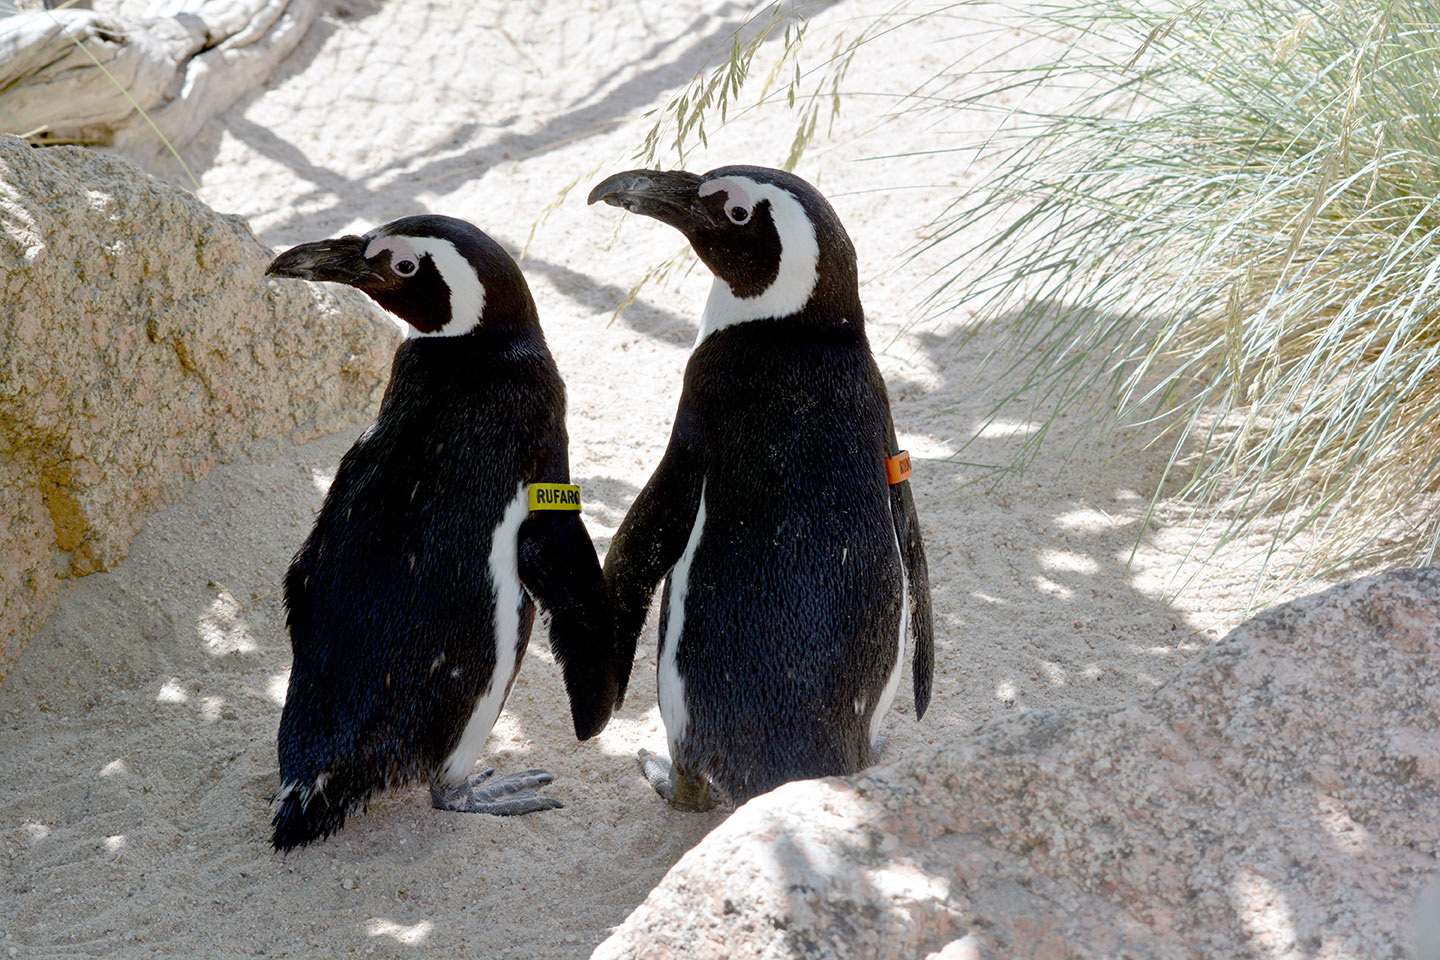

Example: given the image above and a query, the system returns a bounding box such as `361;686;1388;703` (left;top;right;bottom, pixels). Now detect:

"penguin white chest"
440;483;530;785
658;483;706;756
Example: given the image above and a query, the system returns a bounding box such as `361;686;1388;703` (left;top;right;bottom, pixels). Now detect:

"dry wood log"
0;1;318;159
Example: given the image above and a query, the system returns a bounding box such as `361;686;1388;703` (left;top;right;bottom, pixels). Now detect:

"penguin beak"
266;236;372;284
587;169;712;233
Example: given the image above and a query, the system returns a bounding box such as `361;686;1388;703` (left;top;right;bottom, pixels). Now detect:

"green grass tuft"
637;0;1440;591
928;0;1440;589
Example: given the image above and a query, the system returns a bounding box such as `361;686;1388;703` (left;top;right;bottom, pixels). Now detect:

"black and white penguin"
587;166;933;810
264;214;621;850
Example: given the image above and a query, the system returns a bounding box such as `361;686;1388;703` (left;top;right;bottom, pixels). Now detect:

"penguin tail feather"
270;779;353;852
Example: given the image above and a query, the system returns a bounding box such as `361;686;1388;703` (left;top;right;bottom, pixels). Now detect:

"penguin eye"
726;204;752;225
392;257;418;277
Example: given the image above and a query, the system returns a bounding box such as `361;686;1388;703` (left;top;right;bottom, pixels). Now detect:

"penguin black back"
267;216;621;849
589;166;934;809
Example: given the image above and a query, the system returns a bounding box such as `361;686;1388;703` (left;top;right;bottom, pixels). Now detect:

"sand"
0;2;1307;957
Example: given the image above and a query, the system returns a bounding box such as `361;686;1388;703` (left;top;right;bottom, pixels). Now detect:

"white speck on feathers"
275;771;330;814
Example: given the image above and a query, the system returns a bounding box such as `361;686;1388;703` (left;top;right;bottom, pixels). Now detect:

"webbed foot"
637;748;717;812
430;767;564;815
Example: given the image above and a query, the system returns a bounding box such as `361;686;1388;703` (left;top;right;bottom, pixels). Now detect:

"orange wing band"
885;451;912;485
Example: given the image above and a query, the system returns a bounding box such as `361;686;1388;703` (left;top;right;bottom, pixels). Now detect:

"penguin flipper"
603;439;704;697
519;509;619;740
885;421;935;721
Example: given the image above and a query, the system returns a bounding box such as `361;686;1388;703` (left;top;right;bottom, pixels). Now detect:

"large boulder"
594;567;1440;959
0;134;398;683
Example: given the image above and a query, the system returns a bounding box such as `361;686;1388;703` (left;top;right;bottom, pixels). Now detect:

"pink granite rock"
0;135;398;684
593;567;1440;959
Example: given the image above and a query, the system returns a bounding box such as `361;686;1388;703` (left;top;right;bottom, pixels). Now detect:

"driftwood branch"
0;1;318;156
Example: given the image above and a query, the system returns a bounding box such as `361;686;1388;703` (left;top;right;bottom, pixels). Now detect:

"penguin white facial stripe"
700;177;755;223
699;177;753;208
659;482;705;757
869;506;909;748
441;483;529;785
364;234;418;265
401;236;487;339
697;179;820;346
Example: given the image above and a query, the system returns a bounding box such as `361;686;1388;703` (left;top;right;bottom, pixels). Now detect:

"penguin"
264;214;622;850
587;165;933;810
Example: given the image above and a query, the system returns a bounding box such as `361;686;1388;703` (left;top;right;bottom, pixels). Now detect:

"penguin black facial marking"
267;215;540;337
689;181;784;301
588;166;841;345
691;175;819;342
363;234;486;337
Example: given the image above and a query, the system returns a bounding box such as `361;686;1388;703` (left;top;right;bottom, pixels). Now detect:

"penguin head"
266;215;536;336
587;165;861;340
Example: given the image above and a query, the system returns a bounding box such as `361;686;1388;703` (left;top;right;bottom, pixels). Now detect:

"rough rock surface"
593;567;1440;960
0;134;397;683
0;0;319;165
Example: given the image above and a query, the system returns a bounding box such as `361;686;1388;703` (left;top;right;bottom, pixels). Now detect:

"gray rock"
593;567;1440;959
0;133;398;682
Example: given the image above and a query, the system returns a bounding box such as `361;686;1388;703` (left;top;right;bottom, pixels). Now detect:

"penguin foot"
637;749;717;812
430;768;564;816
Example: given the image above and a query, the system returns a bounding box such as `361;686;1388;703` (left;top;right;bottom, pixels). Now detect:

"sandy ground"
1;2;1308;957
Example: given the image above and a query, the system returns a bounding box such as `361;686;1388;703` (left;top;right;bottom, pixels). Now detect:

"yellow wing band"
528;483;582;512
